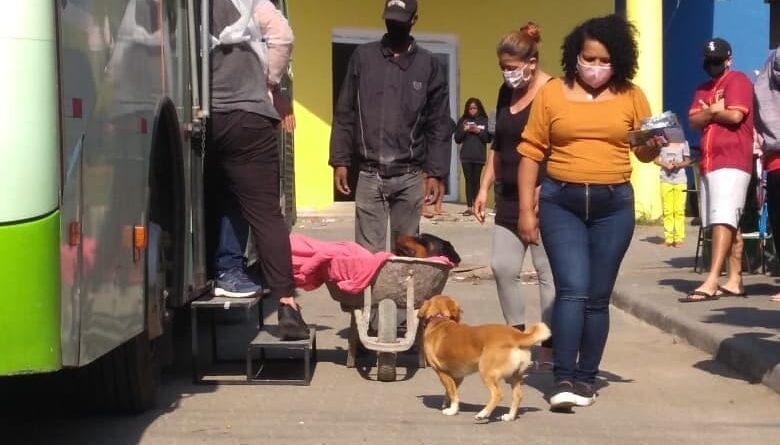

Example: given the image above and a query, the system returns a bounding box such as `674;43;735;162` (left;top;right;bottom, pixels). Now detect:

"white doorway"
331;29;460;202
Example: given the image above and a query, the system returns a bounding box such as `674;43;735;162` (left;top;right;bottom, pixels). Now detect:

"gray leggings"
491;224;555;332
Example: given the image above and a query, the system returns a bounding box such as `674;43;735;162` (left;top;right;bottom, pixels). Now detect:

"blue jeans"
538;178;635;384
207;111;294;298
214;197;248;273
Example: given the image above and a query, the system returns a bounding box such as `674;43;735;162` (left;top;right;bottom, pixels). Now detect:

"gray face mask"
502;65;532;89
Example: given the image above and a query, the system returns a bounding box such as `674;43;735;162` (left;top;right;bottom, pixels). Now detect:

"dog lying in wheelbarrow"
394;234;461;265
418;295;550;422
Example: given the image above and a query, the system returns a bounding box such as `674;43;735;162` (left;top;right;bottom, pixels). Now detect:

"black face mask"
385;20;412;46
703;60;727;78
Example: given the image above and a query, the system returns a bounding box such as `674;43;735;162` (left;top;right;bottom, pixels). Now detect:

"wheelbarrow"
325;257;452;381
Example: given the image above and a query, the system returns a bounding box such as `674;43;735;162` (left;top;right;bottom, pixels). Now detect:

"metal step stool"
247;326;316;386
190;294;263;384
191;292;316;385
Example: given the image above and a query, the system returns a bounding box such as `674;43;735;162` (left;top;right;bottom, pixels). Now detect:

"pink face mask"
577;57;613;89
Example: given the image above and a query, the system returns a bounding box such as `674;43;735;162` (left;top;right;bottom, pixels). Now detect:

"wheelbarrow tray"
325;257;451;378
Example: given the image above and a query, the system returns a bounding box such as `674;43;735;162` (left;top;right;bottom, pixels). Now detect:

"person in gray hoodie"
754;48;780;301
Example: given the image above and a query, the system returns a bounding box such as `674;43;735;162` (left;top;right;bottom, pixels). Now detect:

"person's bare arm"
633;141;663;163
676;155;693;169
518;157;541;245
689;98;745;130
473;150;497;223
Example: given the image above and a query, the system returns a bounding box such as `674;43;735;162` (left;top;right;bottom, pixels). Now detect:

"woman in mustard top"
516;15;661;411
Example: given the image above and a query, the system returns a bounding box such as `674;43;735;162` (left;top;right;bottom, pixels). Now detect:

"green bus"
0;0;293;412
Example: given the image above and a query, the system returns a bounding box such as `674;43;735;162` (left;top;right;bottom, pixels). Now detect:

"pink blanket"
290;234;393;294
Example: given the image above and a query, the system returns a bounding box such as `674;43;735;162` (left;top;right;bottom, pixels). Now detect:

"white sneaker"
549;381;596;410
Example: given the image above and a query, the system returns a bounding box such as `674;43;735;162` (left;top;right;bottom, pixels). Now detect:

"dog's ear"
417;300;431;318
441;240;461;265
394;234;427;258
418;233;460;264
445;297;462;322
393;234;412;255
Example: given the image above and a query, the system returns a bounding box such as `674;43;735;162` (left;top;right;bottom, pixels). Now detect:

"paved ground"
614;217;780;392
4;204;779;445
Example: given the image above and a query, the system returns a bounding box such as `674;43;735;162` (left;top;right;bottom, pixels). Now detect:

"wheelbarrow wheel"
377;353;397;382
376;299;397;382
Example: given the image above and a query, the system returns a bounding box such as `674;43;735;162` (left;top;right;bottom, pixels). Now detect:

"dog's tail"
513;323;552;348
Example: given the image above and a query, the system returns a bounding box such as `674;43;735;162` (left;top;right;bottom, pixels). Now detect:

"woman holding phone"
454;98;490;216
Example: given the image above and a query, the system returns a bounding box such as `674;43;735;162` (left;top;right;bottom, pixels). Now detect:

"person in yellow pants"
656;141;692;246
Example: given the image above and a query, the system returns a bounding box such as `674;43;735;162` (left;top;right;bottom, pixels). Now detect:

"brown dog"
418;295;551;422
394;233;461;265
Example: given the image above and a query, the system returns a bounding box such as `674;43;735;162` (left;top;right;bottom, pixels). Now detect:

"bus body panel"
0;0;59;222
0;212;61;375
58;0;202;367
0;0;61;376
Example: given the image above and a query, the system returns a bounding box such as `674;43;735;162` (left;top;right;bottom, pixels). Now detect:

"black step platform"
190;293;316;385
191;294;263;384
246;326;317;386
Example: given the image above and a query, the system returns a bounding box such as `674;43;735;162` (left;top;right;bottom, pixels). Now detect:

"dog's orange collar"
423;313;453;326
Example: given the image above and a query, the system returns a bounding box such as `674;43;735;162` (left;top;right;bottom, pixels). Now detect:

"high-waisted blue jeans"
538;177;635;384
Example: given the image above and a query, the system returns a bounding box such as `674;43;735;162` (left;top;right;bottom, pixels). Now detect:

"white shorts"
698;168;751;229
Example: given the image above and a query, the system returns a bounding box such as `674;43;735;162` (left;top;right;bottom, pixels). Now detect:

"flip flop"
716;285;747;298
678;290;720;303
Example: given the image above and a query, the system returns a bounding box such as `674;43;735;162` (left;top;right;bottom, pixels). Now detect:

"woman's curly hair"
561;14;639;92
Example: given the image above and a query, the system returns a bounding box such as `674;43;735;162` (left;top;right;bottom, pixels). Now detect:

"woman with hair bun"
473;21;556;373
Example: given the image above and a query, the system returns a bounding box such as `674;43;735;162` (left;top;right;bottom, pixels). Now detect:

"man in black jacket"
329;0;452;253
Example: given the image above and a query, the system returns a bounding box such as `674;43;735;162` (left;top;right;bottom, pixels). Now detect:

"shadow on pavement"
0;312;216;445
658;277;700;293
640;235;666;245
693;359;756;384
703;306;780;330
695;332;780;383
417;394;542;420
354;351;422;382
1;369;216;445
664;255;697;269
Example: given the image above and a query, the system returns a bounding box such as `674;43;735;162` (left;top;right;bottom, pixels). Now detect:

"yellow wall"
288;0;614;210
628;0;664;221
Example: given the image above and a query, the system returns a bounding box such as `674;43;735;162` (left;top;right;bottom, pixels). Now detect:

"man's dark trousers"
207;110;295;299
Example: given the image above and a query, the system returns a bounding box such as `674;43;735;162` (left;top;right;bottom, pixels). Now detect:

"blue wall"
663;0;770;147
713;0;771;76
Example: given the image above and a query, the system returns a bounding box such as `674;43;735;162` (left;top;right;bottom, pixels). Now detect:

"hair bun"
520;22;541;43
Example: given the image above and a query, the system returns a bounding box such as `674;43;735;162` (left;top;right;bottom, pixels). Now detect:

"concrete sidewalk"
300;204;780;394
613;222;780;393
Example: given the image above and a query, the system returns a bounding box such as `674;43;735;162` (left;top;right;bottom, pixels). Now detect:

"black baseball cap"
703;37;732;61
383;0;417;23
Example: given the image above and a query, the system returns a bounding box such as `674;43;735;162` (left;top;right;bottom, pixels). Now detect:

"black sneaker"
549;380;596;411
574;382;597;406
278;304;310;341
